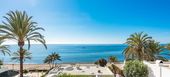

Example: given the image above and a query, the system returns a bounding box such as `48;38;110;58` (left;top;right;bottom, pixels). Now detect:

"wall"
144;61;170;77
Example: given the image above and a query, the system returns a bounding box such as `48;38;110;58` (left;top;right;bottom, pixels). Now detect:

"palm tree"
0;40;10;55
108;56;119;77
11;49;31;62
147;40;167;61
108;56;118;63
0;10;47;77
44;56;52;68
123;32;152;60
44;52;61;68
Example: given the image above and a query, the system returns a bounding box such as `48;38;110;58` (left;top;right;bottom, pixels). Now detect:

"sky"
0;0;170;44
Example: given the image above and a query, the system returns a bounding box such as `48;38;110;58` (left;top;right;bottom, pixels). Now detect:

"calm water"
0;44;170;64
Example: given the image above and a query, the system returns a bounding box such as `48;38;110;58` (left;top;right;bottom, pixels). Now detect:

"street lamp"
159;61;163;77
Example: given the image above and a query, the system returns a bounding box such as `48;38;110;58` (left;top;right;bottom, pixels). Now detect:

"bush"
123;60;148;77
95;58;107;67
23;69;28;74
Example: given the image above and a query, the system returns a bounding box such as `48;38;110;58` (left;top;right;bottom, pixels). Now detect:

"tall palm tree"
108;56;118;63
123;32;152;60
0;10;47;77
44;52;61;68
11;49;31;62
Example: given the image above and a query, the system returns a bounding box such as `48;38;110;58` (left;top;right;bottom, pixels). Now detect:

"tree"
147;40;167;61
108;56;118;63
123;32;152;60
11;49;31;62
108;56;121;77
109;64;124;77
0;10;47;77
44;52;61;68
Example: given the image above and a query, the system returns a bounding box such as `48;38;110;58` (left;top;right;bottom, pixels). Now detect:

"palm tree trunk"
55;63;57;67
52;61;54;68
18;41;24;77
19;47;24;77
49;64;51;69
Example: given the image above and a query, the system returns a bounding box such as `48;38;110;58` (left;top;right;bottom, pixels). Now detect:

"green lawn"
58;74;113;77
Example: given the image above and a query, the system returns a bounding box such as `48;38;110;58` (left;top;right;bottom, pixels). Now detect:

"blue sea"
0;44;170;64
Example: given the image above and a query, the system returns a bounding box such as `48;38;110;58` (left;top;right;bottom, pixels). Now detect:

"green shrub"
95;58;107;67
123;60;148;77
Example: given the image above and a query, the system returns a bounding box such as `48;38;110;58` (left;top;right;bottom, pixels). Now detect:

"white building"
144;61;170;77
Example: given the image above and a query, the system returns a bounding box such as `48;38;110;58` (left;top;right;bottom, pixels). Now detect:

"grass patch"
58;73;113;77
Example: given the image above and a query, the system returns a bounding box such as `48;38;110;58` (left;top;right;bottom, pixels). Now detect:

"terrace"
46;64;113;77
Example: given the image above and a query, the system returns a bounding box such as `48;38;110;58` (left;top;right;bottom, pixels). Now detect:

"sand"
3;64;51;71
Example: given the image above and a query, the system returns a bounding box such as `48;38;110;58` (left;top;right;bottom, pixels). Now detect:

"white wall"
161;66;170;77
144;61;170;77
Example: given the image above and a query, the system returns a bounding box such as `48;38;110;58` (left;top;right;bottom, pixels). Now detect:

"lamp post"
159;61;163;77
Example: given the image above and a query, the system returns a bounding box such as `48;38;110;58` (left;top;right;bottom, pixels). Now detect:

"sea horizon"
1;44;170;64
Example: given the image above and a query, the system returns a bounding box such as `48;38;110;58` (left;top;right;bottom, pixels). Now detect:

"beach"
2;63;116;77
3;64;51;71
